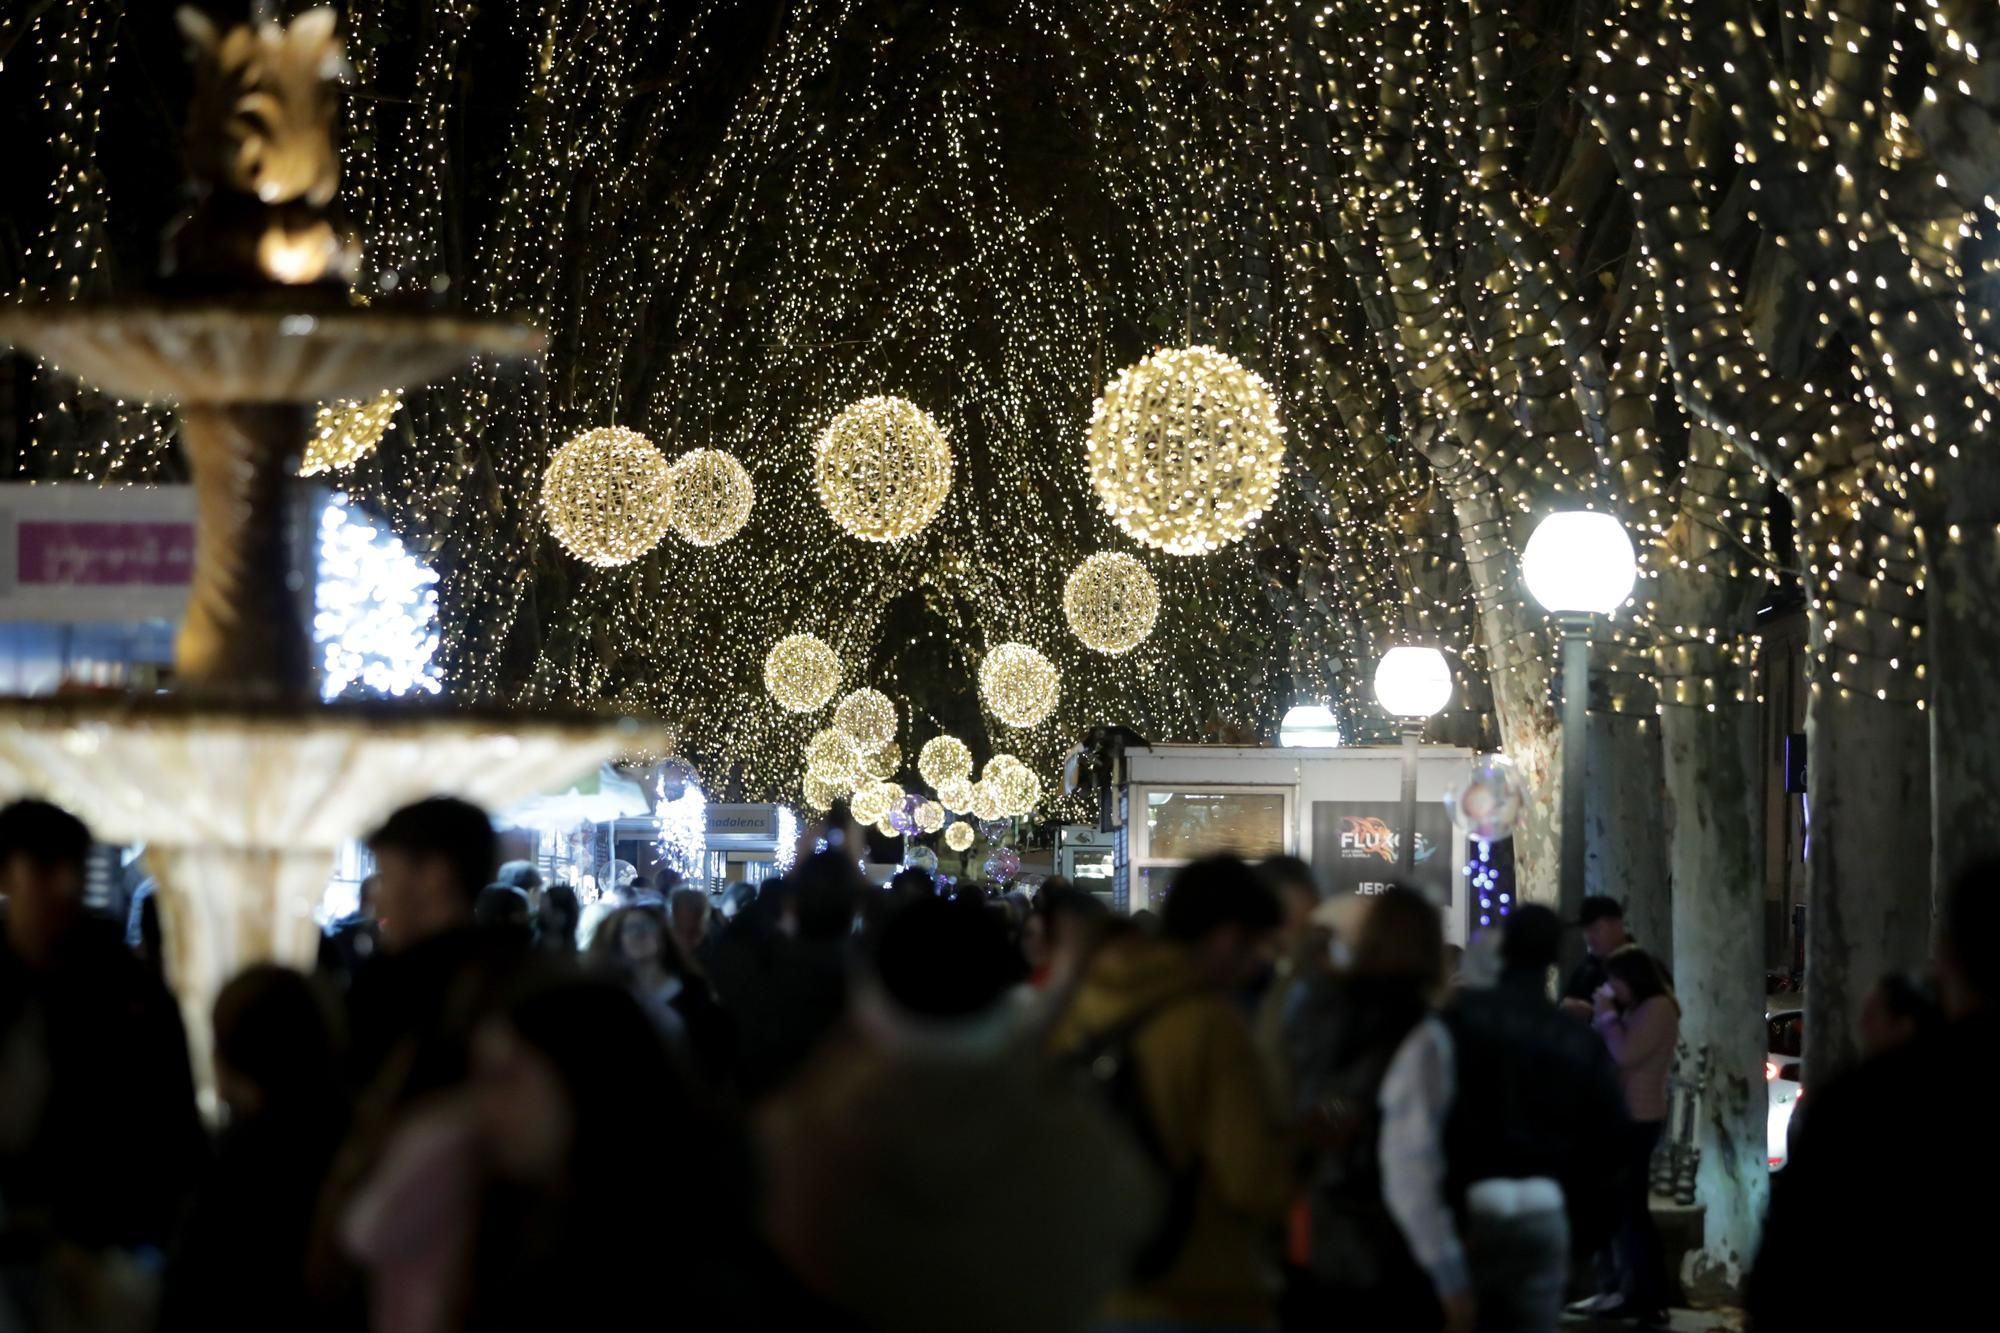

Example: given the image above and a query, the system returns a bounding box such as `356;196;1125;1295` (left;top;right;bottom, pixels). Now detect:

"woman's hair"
589;902;701;982
1349;884;1446;993
1605;945;1677;1012
213;963;341;1106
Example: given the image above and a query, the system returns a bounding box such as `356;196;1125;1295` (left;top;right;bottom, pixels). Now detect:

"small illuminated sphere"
540;426;673;566
667;448;755;546
805;728;863;780
1063;551;1160;654
813;395;953;542
1086;345;1286;555
850;781;896;825
862;741;902;781
1373;646;1454;719
833;687;898;748
917;734;974;787
971;780;1008;823
1522;511;1639;615
801;771;847;812
915;800;946;833
763;634;842;713
1279;703;1342;747
979;642;1060;728
935;776;976;811
303;390;399;476
945;821;976;853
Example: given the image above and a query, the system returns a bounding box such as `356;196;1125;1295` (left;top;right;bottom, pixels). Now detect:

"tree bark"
1659;695;1768;1296
1587;705;1671;969
1920;523;2000;902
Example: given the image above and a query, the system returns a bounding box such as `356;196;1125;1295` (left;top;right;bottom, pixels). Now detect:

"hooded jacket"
1049;935;1296;1329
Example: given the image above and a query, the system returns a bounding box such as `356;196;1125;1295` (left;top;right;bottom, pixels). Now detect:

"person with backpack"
1051;856;1296;1332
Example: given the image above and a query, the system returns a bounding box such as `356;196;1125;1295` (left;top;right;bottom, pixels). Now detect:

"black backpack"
1065;995;1205;1280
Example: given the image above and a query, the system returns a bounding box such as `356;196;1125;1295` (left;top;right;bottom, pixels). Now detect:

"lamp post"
1372;646;1454;878
1521;510;1639;931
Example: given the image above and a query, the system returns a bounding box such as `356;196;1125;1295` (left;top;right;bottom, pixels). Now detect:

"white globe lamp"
1371;646;1453;719
1278;703;1341;748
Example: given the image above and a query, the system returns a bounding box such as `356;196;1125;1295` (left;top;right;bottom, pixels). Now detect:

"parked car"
1766;995;1805;1169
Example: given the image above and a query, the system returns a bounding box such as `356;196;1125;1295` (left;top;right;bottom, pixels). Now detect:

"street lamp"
1279;702;1341;748
1521;510;1639;929
1373;646;1453;877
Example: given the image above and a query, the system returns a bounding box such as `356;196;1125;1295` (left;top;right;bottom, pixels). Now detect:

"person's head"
869;893;1021;1022
1161;856;1283;988
0;799;93;962
1025;884;1109;979
1578;896;1628;958
597;904;666;966
1939;860;2000;1018
1861;971;1941;1056
470;976;697;1191
718;881;757;920
367;797;496;951
652;866;685;896
887;867;935;901
791;850;864;940
475;884;533;931
1603;945;1671;1010
1349;885;1446;994
536;883;580;950
212;963;338;1118
1258;854;1320;934
496;860;544;895
669;887;711;954
1499;903;1563;979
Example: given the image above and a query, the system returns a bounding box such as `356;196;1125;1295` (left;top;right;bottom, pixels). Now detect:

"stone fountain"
0;5;661;1096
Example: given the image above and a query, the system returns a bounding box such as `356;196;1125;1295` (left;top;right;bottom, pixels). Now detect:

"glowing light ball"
802;771;847;811
834;687;898;749
540;426;673;567
1063;551;1160;654
1086;345;1286;555
862;742;902;781
875;815;901;838
763;634;841;713
303;389;399;476
945;821;976;853
1445;754;1527;842
988;765;1040;818
850;781;896;825
915;800;946;833
813;395;953;542
905;845;939;873
667;448;755;546
805;728;863;780
1522;510;1639;615
935;777;976;811
917;735;973;787
1279;702;1342;747
1372;646;1454;719
982;847;1022;882
979;642;1059;728
971;780;1008;823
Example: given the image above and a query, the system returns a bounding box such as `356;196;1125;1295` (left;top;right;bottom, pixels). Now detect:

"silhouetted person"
1749;862;2000;1331
1052;856;1294;1330
161;964;349;1332
318;874;382;990
1559;897;1630;1017
0;799;203;1313
474;883;533;937
670;884;713;959
533;882;580;954
1587;946;1678;1324
712;854;858;1100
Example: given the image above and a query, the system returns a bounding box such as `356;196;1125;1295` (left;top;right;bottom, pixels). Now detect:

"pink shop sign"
0;485;197;622
16;521;195;588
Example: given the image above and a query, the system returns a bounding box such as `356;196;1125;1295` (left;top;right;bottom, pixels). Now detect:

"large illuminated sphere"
970;780;1008;823
862;742;902;781
833;687;898;749
915;800;946;834
1063;552;1160;654
945;821;976;853
989;765;1040;817
540;426;673;567
935;776;976;811
979;642;1060;728
1373;646;1454;719
763;634;841;713
1522;510;1639;615
667;448;755;546
850;781;896;825
303;389;399;476
805;728;863;781
1086;345;1286;555
802;771;847;811
813;395;953;542
917;735;973;787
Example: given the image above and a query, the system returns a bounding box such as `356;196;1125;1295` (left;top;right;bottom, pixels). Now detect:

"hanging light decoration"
540;426;674;566
875;814;901;838
802;771;847;812
979;642;1060;728
850;781;896;825
917;735;973;787
667;448;755;546
970;780;1008;822
813;395;953;542
302;390;399;476
945;821;976;853
915;800;946;834
862;741;901;781
763;633;841;713
804;728;863;781
935;776;976;812
833;687;898;748
1085;345;1286;556
1063;551;1160;654
984;755;1040;817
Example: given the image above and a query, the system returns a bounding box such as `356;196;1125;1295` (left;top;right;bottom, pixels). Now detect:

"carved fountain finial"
167;5;358;289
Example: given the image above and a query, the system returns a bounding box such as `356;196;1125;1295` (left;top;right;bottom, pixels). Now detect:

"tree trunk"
1803;685;1931;1086
1920;523;2000;906
1587;705;1671;969
1659;696;1768;1296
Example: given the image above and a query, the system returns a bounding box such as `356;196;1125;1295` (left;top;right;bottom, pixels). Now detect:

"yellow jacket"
1050;936;1297;1329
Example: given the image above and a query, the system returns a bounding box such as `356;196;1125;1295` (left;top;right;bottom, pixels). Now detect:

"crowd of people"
0;791;1993;1333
